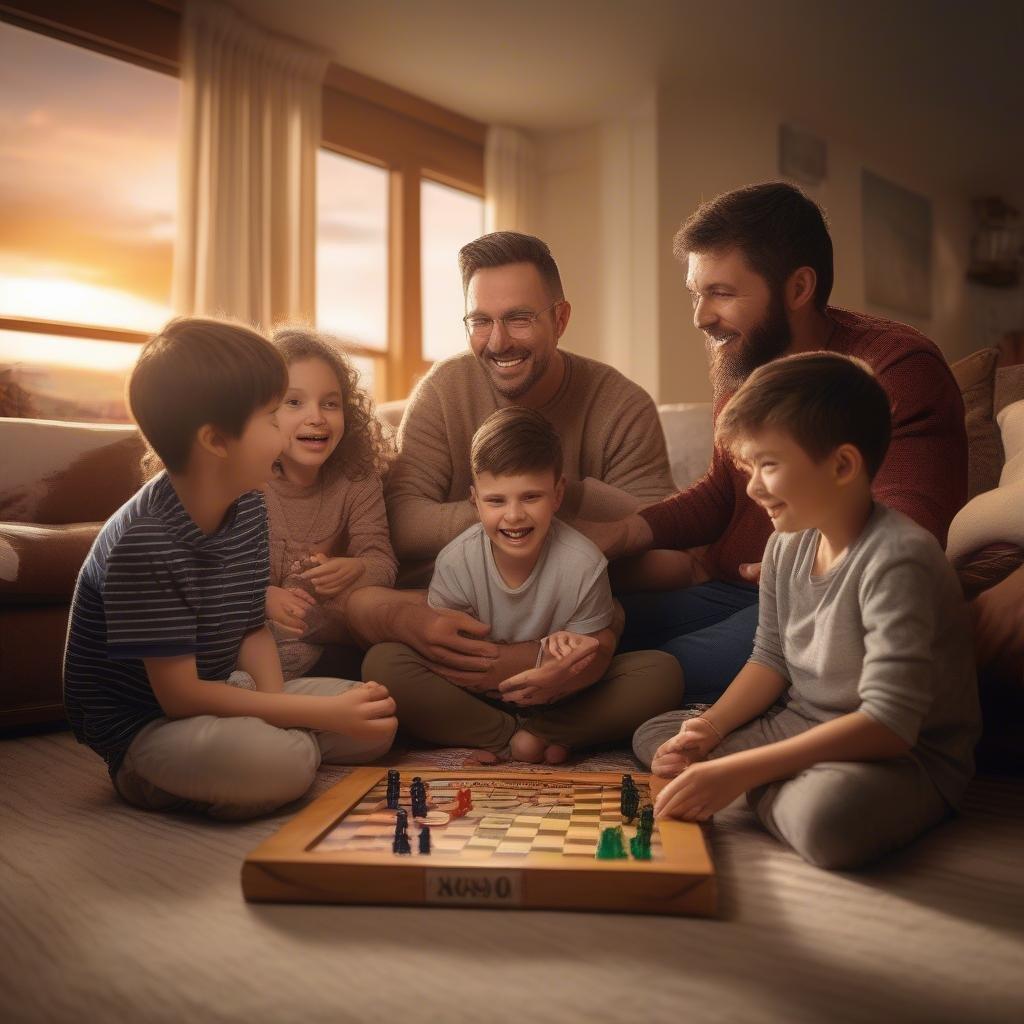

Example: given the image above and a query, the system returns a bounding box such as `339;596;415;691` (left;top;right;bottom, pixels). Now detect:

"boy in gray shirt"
633;353;980;869
364;407;681;763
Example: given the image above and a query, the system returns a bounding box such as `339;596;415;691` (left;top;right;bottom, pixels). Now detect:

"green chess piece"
596;825;628;860
630;834;652;860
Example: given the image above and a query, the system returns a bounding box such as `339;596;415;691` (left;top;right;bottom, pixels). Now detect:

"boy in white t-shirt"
363;407;681;763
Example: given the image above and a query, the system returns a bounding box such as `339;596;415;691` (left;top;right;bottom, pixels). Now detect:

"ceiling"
232;0;1024;196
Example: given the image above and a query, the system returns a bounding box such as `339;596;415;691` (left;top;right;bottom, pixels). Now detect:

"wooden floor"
2;730;1022;1024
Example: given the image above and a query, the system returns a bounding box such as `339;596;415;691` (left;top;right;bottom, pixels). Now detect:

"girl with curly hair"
262;325;396;680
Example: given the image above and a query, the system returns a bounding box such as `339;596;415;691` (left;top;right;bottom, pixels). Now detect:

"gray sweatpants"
114;677;395;820
633;707;950;869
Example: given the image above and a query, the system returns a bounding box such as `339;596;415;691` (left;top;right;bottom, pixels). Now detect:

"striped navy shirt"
63;472;269;774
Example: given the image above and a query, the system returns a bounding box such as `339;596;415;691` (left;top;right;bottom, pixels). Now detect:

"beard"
708;290;791;393
482;347;552;401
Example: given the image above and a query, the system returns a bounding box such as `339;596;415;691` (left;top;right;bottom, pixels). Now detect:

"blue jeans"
617;581;760;704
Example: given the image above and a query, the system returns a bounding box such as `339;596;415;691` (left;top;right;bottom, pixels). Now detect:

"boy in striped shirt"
64;318;396;819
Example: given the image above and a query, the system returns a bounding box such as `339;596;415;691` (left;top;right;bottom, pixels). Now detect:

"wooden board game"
242;769;716;916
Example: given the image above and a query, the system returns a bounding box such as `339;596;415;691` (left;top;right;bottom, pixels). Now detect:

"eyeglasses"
462;300;562;339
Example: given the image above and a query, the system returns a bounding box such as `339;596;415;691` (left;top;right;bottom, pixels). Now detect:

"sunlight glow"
0;274;171;333
0;329;142;372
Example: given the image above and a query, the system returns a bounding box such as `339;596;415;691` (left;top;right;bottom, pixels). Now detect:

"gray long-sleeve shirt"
750;504;980;806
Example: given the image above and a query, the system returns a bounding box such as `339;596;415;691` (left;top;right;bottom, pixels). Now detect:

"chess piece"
637;803;654;840
410;777;428;818
596;825;628;860
621;775;640;822
630;833;652;861
386;769;400;810
418;826;431;855
393;808;411;854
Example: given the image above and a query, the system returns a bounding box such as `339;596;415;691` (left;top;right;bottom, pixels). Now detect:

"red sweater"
640;308;967;582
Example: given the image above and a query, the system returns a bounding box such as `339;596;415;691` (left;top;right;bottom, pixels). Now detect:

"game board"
242;769;716;916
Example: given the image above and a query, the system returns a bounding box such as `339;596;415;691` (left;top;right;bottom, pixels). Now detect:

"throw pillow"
947;399;1024;565
950;347;1002;499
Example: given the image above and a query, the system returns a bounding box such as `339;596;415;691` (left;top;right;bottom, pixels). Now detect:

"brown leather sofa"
0;418;146;727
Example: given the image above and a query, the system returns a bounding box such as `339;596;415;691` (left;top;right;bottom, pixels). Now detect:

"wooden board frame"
242;768;716;917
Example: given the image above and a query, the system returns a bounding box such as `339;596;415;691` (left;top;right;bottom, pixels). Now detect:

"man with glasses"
386;230;676;574
345;232;676;688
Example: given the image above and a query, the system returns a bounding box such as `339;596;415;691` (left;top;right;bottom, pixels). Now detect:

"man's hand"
573;514;654;560
650;717;722;778
653;757;752;821
265;585;315;636
394;602;500;671
421;659;502;695
298;553;366;597
498;637;600;706
738;562;762;583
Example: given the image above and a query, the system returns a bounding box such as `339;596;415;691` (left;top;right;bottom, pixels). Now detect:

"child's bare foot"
509;730;546;763
543;743;569;765
462;747;504;765
510;731;569;764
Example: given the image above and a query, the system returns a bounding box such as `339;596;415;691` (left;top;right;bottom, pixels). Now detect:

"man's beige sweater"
386;349;676;562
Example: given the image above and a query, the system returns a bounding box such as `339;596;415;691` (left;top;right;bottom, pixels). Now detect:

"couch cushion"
0;418;145;525
950;348;1002;499
0;522;101;604
657;403;714;490
995;362;1024;414
947;399;1024;563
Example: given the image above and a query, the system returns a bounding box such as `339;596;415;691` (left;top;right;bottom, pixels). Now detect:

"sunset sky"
0;20;180;334
0;17;481;391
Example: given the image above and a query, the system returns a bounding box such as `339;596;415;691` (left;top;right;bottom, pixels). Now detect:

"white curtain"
484;126;540;235
173;0;329;327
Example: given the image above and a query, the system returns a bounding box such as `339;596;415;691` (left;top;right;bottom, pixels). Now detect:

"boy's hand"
265;585;315;636
542;631;598;674
654;757;751;821
319;681;397;741
298;553;366;597
498;637;600;705
651;717;722;777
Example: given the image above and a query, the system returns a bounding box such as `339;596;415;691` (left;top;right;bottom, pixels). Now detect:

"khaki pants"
362;643;683;754
114;677;395;820
633;707;950;869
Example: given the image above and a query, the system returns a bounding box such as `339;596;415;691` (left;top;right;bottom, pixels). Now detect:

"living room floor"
2;729;1022;1024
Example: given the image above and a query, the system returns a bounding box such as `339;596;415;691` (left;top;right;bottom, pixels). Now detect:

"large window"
315;161;484;399
0;5;484;418
320;67;485;401
0;18;178;422
316;150;389;398
421;179;485;364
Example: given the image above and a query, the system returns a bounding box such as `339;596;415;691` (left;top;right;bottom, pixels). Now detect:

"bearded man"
584;181;967;702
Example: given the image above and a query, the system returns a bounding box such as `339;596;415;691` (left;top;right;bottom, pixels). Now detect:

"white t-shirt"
427;519;614;643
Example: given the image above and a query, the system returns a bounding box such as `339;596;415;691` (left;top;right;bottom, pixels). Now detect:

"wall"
535;82;1019;406
536;91;660;401
655;82;987;403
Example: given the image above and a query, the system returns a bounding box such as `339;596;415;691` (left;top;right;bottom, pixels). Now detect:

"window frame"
1;0;485;404
321;66;484;400
0;0;180;357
